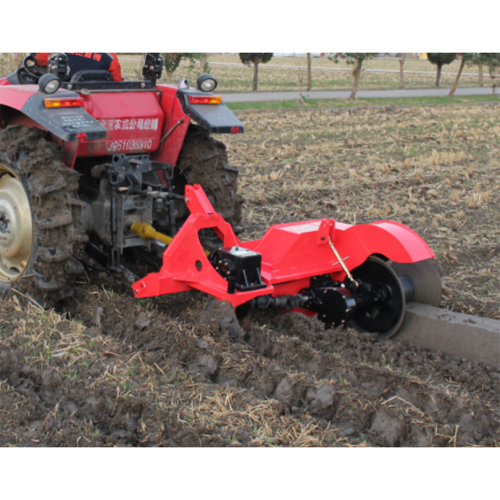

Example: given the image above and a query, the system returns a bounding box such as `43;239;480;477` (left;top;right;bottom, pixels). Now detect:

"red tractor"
0;53;441;338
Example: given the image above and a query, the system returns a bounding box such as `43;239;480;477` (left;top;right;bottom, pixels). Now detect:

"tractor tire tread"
0;125;82;307
176;124;243;228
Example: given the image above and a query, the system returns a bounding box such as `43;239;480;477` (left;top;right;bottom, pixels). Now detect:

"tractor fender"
152;85;244;169
176;89;244;135
0;85;106;142
334;220;435;271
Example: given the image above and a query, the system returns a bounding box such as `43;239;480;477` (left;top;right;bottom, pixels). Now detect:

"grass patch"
227;95;500;111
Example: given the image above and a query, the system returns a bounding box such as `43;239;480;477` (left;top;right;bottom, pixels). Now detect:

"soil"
1;275;498;447
1;105;499;447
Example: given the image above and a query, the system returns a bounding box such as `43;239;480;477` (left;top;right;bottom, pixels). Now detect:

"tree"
306;53;312;91
239;53;273;91
465;54;500;95
427;53;456;87
329;53;378;99
399;53;406;89
479;53;500;96
199;54;208;74
163;53;203;83
449;53;473;97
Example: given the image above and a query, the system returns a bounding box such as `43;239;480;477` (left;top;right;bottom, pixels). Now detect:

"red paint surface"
133;184;435;308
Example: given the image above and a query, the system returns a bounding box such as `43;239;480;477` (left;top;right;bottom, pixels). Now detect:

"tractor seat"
70;69;113;83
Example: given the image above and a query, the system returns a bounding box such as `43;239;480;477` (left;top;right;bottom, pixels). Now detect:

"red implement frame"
132;185;435;308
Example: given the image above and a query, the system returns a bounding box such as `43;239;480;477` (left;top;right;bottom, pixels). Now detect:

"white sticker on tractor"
99;118;159;131
106;139;154;152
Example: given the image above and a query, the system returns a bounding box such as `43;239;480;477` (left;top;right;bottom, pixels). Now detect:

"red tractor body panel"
0;82;38;108
78;91;164;156
151;84;191;168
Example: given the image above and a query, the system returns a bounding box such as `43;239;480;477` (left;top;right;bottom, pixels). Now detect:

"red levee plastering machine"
0;53;441;339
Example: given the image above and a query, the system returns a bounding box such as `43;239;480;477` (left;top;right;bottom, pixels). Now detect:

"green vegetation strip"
227;95;500;111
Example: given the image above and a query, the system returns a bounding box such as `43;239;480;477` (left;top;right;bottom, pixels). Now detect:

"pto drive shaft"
130;222;210;256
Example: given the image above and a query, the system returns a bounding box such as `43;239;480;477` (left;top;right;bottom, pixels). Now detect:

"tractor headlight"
197;74;218;92
39;74;61;95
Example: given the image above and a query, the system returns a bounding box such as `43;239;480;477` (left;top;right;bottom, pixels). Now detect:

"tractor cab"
4;53;163;91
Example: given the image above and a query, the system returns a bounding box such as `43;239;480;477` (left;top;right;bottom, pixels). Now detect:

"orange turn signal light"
188;95;222;105
44;98;83;108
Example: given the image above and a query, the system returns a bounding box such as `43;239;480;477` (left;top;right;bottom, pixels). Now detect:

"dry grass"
218;103;500;319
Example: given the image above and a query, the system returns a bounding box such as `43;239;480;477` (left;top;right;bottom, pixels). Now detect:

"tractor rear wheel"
175;124;243;229
0;126;84;306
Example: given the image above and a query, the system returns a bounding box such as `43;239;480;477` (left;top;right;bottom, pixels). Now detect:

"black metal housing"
302;285;356;328
213;246;266;292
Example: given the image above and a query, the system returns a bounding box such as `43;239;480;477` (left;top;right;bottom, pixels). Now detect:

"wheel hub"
0;211;10;233
0;165;33;282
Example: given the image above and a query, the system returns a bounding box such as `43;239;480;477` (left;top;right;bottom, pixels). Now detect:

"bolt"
321;237;325;241
134;290;138;293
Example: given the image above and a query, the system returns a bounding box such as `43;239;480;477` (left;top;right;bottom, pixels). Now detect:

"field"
117;54;487;92
1;102;499;447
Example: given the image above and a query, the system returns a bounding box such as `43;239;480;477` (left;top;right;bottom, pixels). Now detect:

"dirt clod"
370;408;408;446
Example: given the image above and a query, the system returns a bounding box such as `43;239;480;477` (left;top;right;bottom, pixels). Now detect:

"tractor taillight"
44;98;83;108
188;96;222;105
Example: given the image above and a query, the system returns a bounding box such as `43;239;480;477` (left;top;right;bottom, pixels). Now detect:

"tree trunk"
166;71;173;84
489;69;496;96
200;55;207;74
349;59;363;100
306;53;312;91
252;61;259;91
449;56;466;97
399;53;405;89
435;64;442;87
478;62;484;87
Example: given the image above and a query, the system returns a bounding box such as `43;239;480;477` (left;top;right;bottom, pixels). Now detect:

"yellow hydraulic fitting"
130;222;210;255
131;222;173;246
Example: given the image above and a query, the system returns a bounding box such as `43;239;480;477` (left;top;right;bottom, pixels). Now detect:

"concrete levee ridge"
396;303;500;368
